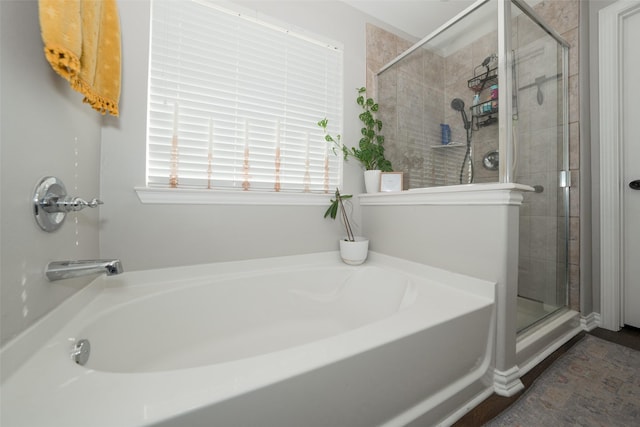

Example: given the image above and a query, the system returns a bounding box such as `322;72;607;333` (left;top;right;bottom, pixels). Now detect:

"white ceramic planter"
339;236;369;265
364;170;381;193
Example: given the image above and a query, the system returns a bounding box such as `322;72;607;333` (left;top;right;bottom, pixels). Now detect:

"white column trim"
580;312;601;332
598;0;640;331
493;366;524;397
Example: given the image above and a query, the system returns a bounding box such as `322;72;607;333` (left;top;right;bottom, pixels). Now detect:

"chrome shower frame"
377;0;569;186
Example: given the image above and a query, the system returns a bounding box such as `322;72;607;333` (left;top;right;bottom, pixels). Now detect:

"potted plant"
318;87;393;193
325;188;369;265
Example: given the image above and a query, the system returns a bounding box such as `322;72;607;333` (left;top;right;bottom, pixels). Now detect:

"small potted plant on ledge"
325;188;369;265
318;87;393;193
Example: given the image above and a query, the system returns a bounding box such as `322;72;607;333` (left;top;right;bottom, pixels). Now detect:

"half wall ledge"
359;183;534;206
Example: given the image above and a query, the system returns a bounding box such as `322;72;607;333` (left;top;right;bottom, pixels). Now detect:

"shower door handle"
630;179;640;190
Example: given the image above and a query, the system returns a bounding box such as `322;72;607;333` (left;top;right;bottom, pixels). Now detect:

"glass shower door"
511;1;569;333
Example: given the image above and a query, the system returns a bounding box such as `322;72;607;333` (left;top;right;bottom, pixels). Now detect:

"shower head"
450;98;471;130
451;98;465;112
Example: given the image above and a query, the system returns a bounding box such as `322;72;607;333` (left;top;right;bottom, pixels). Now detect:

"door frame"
599;0;640;330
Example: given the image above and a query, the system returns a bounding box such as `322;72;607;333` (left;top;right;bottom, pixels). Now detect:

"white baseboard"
581;312;601;331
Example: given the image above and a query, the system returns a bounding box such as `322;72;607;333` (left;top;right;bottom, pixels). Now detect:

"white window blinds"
147;0;344;193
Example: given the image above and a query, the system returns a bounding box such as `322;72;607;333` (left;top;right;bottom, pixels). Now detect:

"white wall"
0;1;102;346
99;0;397;271
2;0;599;348
361;198;522;375
0;0;416;346
587;0;617;316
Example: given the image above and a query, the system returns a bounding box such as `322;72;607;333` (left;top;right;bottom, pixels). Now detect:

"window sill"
134;187;333;206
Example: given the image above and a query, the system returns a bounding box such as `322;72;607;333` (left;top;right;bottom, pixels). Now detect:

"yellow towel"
39;0;121;116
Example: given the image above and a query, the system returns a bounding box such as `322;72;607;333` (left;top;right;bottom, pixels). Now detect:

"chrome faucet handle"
87;198;104;208
33;176;104;232
54;196;104;212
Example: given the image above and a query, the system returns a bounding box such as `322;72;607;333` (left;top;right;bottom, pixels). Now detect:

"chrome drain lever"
71;339;91;366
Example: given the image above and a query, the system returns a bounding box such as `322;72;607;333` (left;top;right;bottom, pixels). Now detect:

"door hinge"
559;170;571;188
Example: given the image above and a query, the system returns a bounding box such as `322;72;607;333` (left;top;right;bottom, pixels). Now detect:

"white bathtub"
1;252;495;427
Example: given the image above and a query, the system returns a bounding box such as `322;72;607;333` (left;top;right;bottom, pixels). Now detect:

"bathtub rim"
74;264;422;373
1;251;495;383
1;251;497;427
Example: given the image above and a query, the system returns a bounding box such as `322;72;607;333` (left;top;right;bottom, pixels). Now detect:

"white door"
623;8;640;328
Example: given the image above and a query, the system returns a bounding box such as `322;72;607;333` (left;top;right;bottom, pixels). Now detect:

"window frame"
140;0;345;205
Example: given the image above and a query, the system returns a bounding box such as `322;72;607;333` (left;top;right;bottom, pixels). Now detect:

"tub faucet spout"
46;259;124;281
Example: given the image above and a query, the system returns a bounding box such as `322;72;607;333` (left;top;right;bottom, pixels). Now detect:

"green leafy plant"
318;87;392;172
324;188;354;242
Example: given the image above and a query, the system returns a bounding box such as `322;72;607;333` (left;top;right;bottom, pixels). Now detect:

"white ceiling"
342;0;476;40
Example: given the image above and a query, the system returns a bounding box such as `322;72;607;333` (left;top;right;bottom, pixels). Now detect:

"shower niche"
375;0;570;338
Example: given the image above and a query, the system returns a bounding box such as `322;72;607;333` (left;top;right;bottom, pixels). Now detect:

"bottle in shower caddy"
483;94;492;114
440;123;451;145
490;84;498;112
472;93;480;116
482;84;498;114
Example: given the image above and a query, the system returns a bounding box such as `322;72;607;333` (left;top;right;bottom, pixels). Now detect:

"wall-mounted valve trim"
33;176;103;232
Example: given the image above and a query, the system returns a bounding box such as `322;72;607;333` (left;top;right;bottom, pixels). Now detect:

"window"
146;0;344;199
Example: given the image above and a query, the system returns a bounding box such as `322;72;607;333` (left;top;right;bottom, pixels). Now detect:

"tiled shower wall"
366;25;448;188
366;0;581;312
443;31;500;185
529;0;580;312
368;25;499;188
512;16;564;306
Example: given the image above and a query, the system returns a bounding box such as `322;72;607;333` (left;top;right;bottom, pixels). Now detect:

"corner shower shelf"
431;142;465;149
